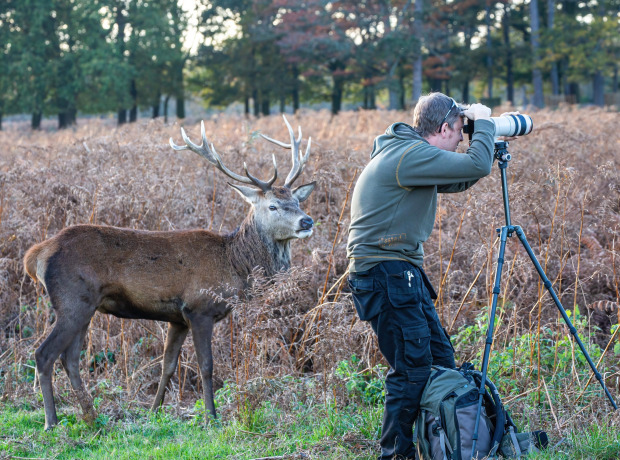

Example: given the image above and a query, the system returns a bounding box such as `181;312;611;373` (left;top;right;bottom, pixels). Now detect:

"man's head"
413;92;465;152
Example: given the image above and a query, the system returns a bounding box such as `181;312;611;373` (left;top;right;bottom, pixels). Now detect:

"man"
346;92;495;460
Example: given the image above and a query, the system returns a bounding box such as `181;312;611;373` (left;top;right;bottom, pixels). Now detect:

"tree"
275;0;354;115
126;0;188;120
0;2;15;129
7;0;58;129
411;0;424;105
529;0;544;107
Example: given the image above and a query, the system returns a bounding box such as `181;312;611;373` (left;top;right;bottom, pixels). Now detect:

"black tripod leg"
514;225;618;410
472;226;511;456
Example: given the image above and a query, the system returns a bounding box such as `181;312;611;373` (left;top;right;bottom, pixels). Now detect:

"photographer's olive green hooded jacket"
347;119;495;273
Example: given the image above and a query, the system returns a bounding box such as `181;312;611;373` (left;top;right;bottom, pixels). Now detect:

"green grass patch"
2;353;619;459
0;394;382;459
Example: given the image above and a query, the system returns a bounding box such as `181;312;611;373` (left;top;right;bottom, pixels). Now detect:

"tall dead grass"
1;107;619;437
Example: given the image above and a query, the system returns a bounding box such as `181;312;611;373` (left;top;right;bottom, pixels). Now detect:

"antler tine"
260;115;310;188
241;154;278;192
170;121;278;191
283;115;309;187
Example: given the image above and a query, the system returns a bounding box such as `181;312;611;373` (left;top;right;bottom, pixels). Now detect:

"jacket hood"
370;122;426;158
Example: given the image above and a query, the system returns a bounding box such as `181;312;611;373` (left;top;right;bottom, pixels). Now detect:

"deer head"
169;115;316;241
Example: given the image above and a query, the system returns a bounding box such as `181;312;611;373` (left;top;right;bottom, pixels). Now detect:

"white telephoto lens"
492;114;533;137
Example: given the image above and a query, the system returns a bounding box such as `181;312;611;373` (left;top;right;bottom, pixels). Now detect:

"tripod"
470;141;618;456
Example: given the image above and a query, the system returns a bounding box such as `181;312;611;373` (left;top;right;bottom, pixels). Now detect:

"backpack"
415;363;548;459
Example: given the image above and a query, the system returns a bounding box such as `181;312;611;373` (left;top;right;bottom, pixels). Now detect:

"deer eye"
269;205;277;211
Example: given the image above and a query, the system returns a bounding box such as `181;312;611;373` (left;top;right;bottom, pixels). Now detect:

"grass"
1;387;382;459
1;378;620;459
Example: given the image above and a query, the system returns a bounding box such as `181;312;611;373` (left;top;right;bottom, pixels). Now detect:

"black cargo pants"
348;260;455;460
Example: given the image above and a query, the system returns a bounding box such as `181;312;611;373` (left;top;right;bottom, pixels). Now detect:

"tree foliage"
1;0;187;128
1;0;618;129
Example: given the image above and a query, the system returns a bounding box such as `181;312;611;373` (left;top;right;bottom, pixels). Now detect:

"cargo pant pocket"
402;324;432;381
349;276;385;321
386;270;421;309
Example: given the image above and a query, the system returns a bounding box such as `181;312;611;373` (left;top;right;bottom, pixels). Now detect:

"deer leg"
59;324;95;424
35;318;85;430
151;322;189;411
188;315;216;421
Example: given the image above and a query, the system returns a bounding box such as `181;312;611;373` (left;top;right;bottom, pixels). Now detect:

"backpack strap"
508;426;522;457
438;426;452;460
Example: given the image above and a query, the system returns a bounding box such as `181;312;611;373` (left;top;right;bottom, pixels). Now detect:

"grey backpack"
416;364;548;459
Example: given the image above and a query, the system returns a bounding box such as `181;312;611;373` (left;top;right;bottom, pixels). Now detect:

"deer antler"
260;115;311;188
170;121;277;192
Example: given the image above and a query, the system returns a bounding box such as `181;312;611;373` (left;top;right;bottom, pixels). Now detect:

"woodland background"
0;0;619;129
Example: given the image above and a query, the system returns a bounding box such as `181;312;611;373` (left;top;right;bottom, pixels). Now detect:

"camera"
464;114;533;141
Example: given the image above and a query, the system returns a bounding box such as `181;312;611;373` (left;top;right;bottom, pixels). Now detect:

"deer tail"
24;242;47;282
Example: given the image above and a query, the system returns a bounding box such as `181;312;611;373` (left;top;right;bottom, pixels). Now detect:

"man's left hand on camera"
463;103;491;121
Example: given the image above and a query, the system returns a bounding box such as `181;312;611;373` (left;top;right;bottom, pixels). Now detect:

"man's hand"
463;103;491;121
499;111;521;141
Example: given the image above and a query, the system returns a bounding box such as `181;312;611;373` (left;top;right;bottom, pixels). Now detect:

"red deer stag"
23;116;316;429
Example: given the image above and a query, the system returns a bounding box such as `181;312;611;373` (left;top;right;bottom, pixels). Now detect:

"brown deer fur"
23;118;316;429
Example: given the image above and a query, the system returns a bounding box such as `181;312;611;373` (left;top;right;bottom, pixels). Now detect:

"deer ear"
292;181;316;203
228;183;262;204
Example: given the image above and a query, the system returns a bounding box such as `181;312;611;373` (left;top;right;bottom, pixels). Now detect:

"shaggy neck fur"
228;212;291;281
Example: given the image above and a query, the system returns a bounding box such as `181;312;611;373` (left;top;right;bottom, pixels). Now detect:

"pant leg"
351;261;431;460
418;267;456;369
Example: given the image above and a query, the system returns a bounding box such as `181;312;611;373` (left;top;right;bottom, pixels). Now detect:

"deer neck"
228;213;291;280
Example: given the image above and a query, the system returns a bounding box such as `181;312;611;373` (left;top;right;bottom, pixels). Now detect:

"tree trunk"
547;0;559;96
369;85;376;109
175;96;185;119
252;89;260;117
69;107;77;125
261;90;270;116
129;79;137;122
388;86;400;110
561;58;569;95
175;61;185;119
280;95;285;113
593;71;605;106
411;0;424;106
461;28;473;104
152;104;160;118
530;0;544;108
164;95;170;123
613;64;618;93
568;82;580;101
58;112;67;130
118;109;127;125
399;72;406;109
486;5;493;99
0;112;2;131
292;65;300;113
502;4;514;104
331;74;344;115
387;60;402;110
32;111;42;130
116;3;128;126
244;96;250;117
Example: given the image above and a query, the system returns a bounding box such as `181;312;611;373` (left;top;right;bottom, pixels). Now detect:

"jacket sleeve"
396;120;495;187
437;179;480;193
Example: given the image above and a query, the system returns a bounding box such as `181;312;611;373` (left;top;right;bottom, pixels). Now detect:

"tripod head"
494;141;511;163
